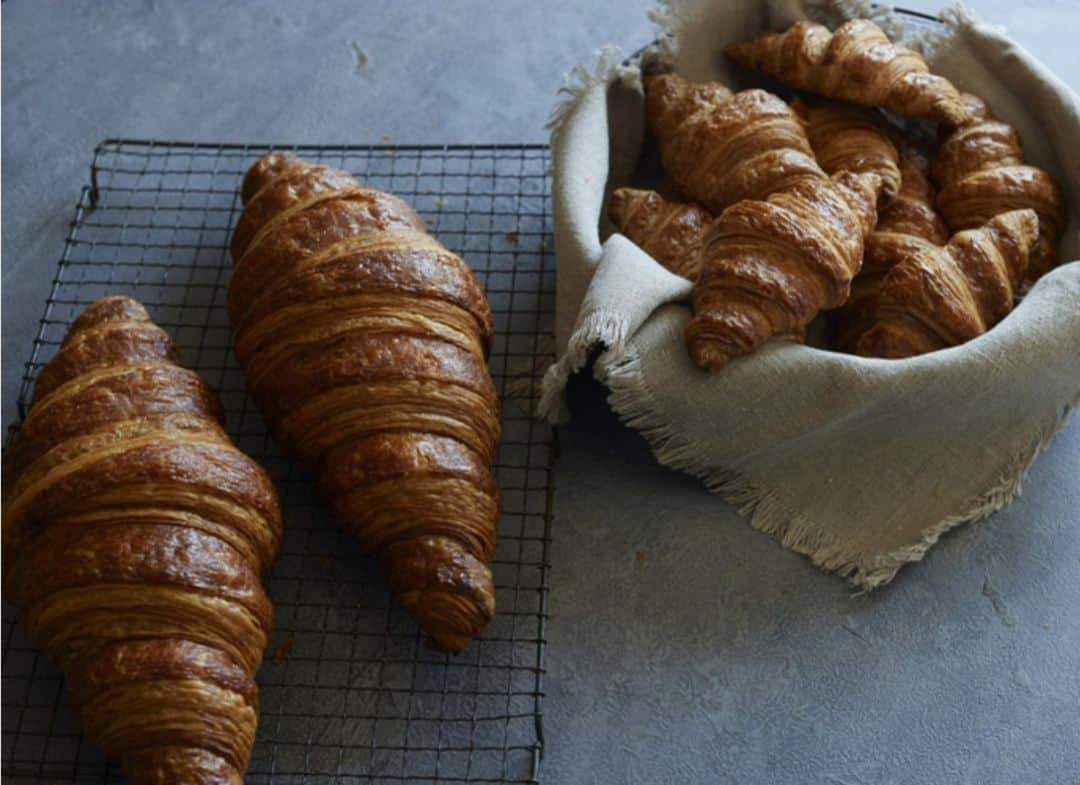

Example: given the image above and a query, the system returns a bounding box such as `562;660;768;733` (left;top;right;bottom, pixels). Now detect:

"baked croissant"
835;146;949;351
932;93;1065;281
687;169;883;371
857;209;1038;358
645;73;822;214
607;187;714;280
228;152;501;654
2;296;282;785
725;19;969;126
793;98;902;199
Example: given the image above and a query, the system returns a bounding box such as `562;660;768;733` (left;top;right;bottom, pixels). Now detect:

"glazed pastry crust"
230;152;501;653
857;209;1038;357
2;296;282;785
645;74;822;214
725;19;968;126
607;187;714;280
932;93;1065;281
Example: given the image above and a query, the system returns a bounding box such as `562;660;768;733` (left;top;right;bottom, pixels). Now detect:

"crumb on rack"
505;231;521;244
271;636;294;665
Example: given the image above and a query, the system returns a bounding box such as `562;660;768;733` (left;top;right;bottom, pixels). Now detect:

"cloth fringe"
538;309;628;423
597;342;1079;590
644;0;680;71
546;44;627;154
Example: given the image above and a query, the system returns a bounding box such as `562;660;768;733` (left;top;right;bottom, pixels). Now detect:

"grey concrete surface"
3;2;1078;784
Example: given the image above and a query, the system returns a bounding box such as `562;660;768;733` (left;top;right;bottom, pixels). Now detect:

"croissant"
645;73;822;214
835;146;949;351
857;209;1038;358
687;169;883;370
793;98;902;199
228;152;501;653
607;187;714;280
932;93;1065;281
725;19;969;126
2;296;282;785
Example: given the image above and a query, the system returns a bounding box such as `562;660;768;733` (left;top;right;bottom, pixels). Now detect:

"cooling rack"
2;141;556;785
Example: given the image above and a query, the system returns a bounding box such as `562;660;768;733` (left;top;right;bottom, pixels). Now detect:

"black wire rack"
1;140;557;785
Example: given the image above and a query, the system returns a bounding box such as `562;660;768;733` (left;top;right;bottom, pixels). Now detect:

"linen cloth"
539;0;1080;588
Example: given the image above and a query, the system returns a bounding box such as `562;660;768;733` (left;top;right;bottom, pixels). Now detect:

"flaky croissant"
932;93;1065;281
725;19;968;126
2;296;282;785
228;152;501;654
687;169;883;371
857;209;1038;358
793;98;902;199
645;73;821;214
835;146;949;351
607;187;714;280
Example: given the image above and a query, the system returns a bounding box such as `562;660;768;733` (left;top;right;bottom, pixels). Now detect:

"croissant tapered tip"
382;536;495;654
644;72;733;140
988;207;1040;239
607;187;646;227
722;39;756;67
66;296;151;338
123;746;245;785
240;151;303;204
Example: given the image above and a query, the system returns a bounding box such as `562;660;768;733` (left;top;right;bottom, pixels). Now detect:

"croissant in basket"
645;73;822;214
857;209;1039;358
932;93;1065;282
725;19;969;126
2;296;283;785
228;152;501;653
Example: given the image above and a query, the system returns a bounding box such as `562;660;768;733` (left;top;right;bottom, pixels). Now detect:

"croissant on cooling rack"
607;187;714;280
857;209;1038;358
645;73;822;214
835;146;949;351
932;93;1065;282
228;152;501;654
2;296;282;785
725;19;969;126
687;166;883;371
793;98;902;199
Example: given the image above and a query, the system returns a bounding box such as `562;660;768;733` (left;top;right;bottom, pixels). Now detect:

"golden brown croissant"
857;209;1038;358
932;93;1065;281
228;152;501;654
835;146;949;351
2;296;282;785
725;19;969;126
645;73;822;214
687;169;883;371
793;98;902;199
607;187;714;280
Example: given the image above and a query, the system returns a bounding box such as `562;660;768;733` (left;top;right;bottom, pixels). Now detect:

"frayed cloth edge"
595;342;1078;590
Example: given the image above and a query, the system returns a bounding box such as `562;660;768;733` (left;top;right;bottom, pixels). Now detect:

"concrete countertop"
3;2;1078;784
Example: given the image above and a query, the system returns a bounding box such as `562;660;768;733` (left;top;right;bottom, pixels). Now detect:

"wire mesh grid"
2;140;556;784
